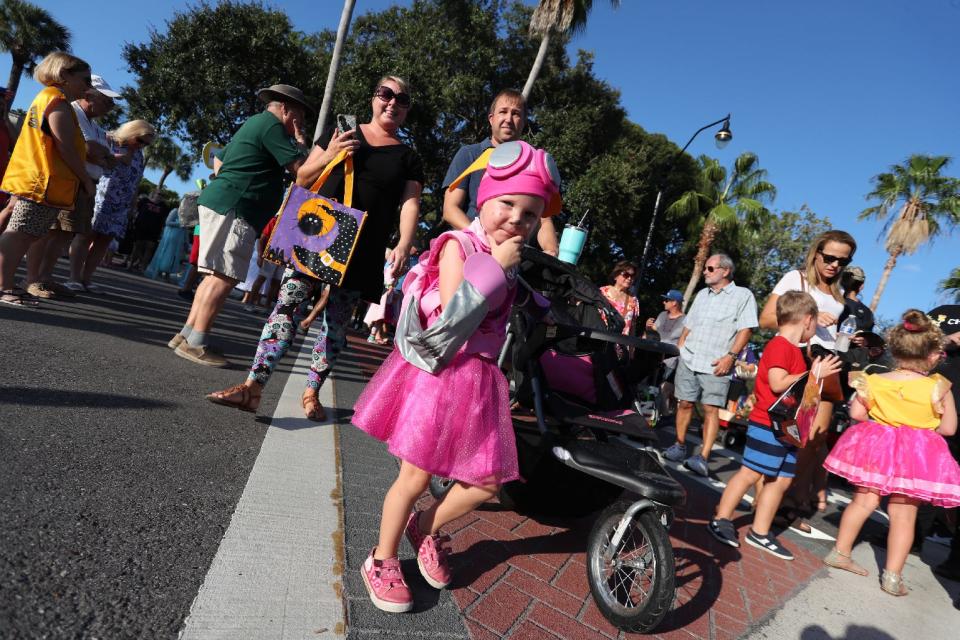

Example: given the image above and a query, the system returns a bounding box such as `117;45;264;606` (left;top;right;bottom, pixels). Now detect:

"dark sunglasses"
374;85;411;108
818;250;852;267
705;265;724;272
619;271;636;279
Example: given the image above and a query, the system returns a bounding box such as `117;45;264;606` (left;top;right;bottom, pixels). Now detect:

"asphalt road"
0;263;296;639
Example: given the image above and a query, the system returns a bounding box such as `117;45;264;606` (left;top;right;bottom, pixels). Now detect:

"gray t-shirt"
441;138;493;221
654;311;685;345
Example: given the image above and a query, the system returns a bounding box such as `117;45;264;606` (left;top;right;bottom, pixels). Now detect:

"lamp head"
715;116;732;149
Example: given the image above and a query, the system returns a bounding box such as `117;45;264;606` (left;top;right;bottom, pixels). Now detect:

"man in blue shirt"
441;89;558;255
664;254;758;476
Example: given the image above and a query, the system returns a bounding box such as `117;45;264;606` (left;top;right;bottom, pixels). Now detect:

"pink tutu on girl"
352;348;519;487
824;420;960;507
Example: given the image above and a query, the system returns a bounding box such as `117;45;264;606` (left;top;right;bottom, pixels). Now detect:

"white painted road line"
179;334;345;639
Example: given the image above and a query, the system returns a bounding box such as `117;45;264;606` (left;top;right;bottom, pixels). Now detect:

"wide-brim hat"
257;84;315;117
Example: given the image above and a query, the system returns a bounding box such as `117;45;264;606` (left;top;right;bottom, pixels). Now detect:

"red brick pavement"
345;334;825;638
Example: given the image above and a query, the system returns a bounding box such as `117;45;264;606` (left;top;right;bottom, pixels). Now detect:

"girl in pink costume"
823;309;960;596
351;140;561;612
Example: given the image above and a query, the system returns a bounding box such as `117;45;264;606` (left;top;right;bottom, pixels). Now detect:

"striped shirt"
680;282;758;373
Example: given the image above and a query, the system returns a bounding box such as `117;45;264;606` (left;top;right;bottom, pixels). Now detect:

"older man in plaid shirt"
664;254;758;476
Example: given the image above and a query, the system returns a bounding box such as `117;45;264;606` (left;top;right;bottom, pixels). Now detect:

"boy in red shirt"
708;291;841;559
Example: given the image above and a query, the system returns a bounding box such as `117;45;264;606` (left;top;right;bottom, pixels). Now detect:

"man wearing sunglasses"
441;89;559;256
664;254;758;477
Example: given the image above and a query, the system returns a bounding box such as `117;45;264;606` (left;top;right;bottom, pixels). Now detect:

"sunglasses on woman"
618;271;636;279
374;85;411;108
818;250;852;267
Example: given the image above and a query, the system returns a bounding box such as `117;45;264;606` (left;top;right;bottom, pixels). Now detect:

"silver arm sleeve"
395;280;491;373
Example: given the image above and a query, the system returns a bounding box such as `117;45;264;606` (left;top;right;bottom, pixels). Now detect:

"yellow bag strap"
445;147;494;192
308;149;354;208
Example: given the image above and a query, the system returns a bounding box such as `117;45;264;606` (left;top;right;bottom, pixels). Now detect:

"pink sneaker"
405;511;452;589
360;548;413;613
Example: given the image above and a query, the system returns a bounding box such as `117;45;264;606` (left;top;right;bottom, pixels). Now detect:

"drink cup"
558;225;587;265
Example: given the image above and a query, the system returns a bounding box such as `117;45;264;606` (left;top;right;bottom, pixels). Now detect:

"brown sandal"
302;390;326;421
824;547;869;576
206;384;261;413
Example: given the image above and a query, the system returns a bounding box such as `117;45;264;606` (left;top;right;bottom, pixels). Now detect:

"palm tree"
666;152;777;309
313;0;356;142
939;267;960;303
0;0;70;107
523;0;620;100
144;136;193;195
859;154;960;311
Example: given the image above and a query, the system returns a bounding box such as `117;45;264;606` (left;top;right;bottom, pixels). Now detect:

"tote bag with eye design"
263;150;367;286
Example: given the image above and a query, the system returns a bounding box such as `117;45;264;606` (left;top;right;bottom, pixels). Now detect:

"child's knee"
395;464;431;496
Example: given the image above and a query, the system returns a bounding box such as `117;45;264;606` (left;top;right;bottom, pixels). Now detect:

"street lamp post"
635;114;732;286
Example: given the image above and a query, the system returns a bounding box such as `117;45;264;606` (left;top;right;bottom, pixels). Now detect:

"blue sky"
11;1;959;318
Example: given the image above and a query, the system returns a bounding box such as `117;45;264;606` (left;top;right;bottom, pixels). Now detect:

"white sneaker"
62;281;87;292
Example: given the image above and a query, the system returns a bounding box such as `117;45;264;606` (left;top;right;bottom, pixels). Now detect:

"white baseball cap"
91;74;121;99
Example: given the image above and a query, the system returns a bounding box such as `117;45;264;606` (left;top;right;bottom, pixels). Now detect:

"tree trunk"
682;221;718;312
6;58;25;108
313;0;356;143
870;246;901;312
155;167;172;194
522;31;551;101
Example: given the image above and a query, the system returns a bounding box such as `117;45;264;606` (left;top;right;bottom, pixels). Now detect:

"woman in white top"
759;229;857;530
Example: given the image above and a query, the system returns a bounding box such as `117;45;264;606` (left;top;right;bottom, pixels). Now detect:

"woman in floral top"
600;260;641;335
77;119;155;290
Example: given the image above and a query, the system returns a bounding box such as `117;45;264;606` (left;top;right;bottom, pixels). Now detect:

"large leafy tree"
0;0;70;106
123;1;323;148
143;136;193;194
523;0;620;100
666;152;777;308
724;205;831;303
859;154;960;311
939;267;960;303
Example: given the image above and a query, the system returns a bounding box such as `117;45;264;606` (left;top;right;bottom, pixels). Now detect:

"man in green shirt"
172;84;311;367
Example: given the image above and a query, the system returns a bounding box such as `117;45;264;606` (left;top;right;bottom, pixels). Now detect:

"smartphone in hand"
336;114;357;133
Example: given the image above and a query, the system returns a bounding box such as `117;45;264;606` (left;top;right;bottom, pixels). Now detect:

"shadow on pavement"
800;624;897;639
0;386;175;408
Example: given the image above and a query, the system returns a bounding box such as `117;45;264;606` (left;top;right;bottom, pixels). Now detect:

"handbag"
768;363;823;448
262;151;367;286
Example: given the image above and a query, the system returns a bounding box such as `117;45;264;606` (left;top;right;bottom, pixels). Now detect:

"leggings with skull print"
247;269;362;390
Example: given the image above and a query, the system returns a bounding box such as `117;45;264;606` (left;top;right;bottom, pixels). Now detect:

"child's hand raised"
811;354;842;381
490;235;523;272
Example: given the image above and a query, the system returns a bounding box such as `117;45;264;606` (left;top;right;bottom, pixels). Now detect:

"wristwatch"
727;351;738;359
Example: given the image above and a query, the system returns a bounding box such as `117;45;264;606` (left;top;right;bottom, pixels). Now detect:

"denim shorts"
674;359;730;407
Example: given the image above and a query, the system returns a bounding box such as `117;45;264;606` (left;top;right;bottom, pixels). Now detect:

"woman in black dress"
207;76;423;420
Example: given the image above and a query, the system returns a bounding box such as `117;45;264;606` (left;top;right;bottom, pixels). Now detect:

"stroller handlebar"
548;323;680;357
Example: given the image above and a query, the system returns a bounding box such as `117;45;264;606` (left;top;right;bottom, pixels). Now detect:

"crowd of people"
2;51;959;616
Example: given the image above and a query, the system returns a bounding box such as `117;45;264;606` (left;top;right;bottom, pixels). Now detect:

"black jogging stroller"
432;248;686;633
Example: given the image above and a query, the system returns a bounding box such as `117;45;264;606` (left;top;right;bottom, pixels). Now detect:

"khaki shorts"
197;205;257;282
52;189;95;234
674;359;731;408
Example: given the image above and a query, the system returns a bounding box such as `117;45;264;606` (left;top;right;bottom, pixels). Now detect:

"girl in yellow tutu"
823;309;960;595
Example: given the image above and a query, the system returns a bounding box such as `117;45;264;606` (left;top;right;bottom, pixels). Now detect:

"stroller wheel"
428;476;456;499
586;501;675;633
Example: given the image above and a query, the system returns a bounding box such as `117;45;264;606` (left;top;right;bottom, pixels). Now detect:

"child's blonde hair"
112;120;156;145
887;309;944;371
776;290;818;326
33;52;90;86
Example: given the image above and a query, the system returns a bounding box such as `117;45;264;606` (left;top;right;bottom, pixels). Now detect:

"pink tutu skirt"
824;420;960;507
352;349;519;486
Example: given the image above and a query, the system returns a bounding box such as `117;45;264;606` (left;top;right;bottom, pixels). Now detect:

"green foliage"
718;205;832;303
122;1;323;148
122;0;700;312
0;0;71;104
939;267;960;303
143;136;194;190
